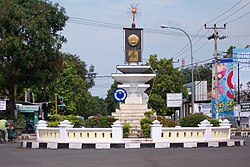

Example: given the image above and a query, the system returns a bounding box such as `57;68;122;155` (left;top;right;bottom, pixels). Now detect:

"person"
7;123;16;142
0;118;8;142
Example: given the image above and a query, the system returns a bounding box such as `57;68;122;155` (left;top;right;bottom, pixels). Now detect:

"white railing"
150;119;231;142
36;120;122;143
36;119;231;143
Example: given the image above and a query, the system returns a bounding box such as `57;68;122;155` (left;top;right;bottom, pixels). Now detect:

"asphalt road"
0;137;249;167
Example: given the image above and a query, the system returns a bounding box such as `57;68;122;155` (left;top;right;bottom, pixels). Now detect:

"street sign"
113;88;127;102
241;101;250;112
167;101;182;107
167;93;182;101
166;93;182;107
0;100;6;110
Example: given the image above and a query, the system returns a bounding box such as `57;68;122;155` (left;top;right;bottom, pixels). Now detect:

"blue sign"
113;88;127;102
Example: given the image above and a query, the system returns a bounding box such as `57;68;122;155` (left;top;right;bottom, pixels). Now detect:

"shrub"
179;113;219;127
157;116;176;127
47;114;84;128
63;115;84;128
123;123;131;138
140;117;152;138
47;121;59;127
144;110;154;118
209;119;220;127
84;116;117;128
49;114;63;122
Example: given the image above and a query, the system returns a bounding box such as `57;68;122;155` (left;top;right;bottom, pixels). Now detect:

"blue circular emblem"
113;88;127;102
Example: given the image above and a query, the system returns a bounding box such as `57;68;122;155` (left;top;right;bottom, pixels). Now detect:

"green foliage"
144;110;154;118
123;123;131;138
157;116;176;127
140;117;152;138
49;114;63;122
47;121;60;127
13;114;26;129
84;116;117;128
105;81;119;115
47;114;83;128
0;0;68;113
180;63;212;92
51;53;97;116
146;54;187;116
63;115;84;128
179;113;219;127
209;119;220;127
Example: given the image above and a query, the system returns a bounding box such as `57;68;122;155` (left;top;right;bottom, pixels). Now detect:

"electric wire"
206;0;244;24
226;11;250;24
172;29;210;60
216;2;250;24
173;0;247;61
68;17;206;38
171;26;204;59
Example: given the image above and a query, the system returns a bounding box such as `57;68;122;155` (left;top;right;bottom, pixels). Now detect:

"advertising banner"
212;59;234;120
233;48;250;71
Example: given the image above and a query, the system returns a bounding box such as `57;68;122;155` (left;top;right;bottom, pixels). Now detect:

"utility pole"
205;24;226;119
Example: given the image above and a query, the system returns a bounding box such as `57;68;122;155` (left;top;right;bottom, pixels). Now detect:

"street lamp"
160;25;194;114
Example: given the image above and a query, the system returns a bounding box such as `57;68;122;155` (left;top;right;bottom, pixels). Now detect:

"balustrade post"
198;119;212;141
150;120;163;142
111;120;123;143
219;119;231;139
36;120;47;141
58;120;74;141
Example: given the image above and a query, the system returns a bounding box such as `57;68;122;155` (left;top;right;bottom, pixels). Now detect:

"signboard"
233;48;250;71
18;105;39;111
241;101;250;112
167;93;182;101
211;59;234;120
166;93;182;107
0;100;6;110
167;101;182;107
113;88;127;102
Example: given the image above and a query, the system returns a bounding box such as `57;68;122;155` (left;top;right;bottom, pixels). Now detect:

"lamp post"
160;25;194;114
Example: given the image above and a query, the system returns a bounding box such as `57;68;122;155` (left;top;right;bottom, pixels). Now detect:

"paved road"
0;137;249;167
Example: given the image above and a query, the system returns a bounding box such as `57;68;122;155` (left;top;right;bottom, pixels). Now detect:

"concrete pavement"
0;136;249;167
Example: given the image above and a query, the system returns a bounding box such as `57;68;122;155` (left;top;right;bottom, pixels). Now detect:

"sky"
50;0;250;98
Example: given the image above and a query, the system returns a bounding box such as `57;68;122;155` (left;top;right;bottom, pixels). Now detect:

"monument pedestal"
112;65;156;128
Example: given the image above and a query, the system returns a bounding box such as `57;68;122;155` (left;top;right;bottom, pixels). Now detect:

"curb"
21;140;246;149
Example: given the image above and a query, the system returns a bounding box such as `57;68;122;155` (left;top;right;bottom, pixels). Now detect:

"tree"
146;54;187;116
0;0;68;115
180;63;212;92
51;53;96;116
105;81;119;115
224;46;235;58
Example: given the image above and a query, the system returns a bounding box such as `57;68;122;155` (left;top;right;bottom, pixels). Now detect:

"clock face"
128;34;139;46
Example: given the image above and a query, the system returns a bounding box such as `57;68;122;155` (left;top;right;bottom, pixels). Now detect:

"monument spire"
128;3;140;28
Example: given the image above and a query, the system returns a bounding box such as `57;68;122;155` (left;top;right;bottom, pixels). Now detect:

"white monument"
111;5;156;128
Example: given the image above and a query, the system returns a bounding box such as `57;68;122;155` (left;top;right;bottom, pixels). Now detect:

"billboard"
211;59;234;120
233;48;250;71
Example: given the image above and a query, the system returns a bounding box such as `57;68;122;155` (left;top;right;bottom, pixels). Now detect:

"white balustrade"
36;119;231;143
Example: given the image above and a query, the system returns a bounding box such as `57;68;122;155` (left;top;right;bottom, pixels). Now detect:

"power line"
174;0;247;62
172;29;210;59
171;26;204;59
206;0;244;24
229;34;250;38
226;11;250;24
216;2;250;24
68;17;206;38
176;57;214;68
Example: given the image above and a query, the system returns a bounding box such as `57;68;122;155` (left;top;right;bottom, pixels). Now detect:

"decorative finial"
127;3;141;28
